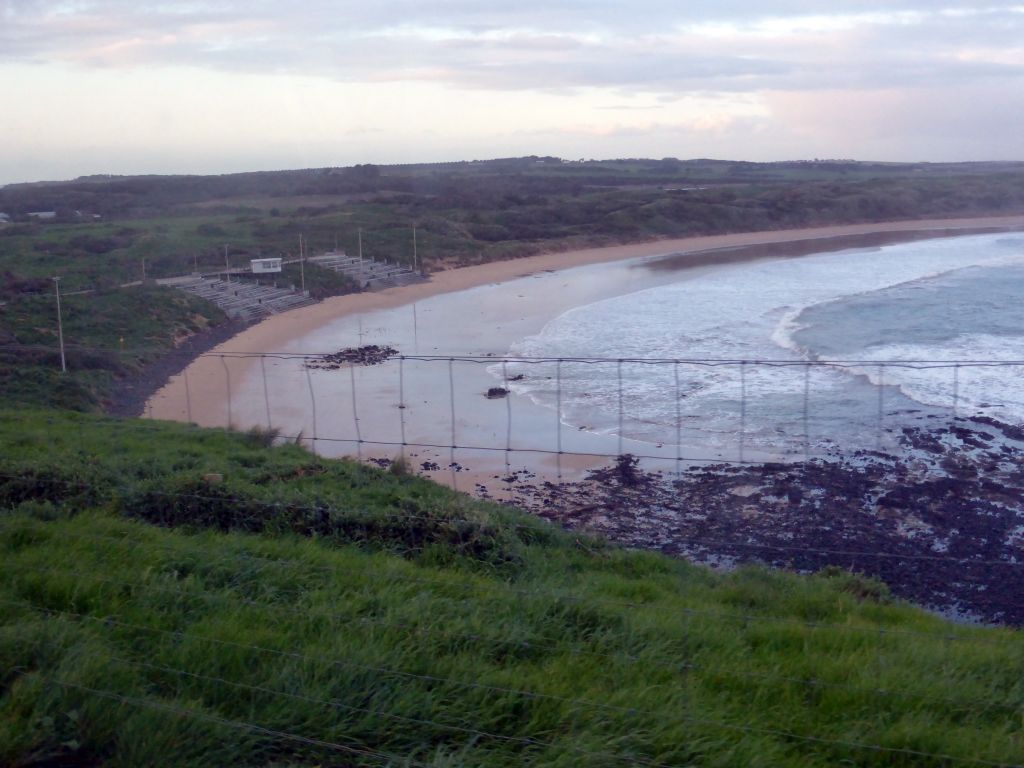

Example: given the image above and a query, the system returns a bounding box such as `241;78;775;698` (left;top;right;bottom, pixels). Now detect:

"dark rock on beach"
305;345;399;369
490;418;1024;626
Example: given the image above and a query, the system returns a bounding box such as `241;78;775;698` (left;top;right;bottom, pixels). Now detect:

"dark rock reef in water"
494;417;1024;625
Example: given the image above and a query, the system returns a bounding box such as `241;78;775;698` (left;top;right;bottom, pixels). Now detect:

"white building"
251;257;283;274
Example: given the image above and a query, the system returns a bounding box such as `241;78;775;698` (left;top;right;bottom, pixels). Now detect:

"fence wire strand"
5;599;1018;768
160;352;1024;478
42;676;419;765
7;558;1021;715
6;346;1024;765
2;512;1018;645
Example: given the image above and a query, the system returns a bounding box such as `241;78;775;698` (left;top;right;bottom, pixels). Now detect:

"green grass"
0;285;229;411
0;410;1022;766
4;285;220;355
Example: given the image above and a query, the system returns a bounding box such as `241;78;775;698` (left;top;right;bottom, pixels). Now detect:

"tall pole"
412;226;418;273
52;277;66;373
358;228;364;285
141;257;146;282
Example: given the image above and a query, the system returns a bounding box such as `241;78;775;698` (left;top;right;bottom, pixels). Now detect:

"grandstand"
166;276;317;322
162;250;423;323
307;250;422;288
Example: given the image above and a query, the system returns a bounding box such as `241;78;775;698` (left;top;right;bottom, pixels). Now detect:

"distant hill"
3;156;1023;219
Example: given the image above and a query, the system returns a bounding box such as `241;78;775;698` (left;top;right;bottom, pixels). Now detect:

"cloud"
2;1;1024;182
766;84;1024;159
2;2;1023;97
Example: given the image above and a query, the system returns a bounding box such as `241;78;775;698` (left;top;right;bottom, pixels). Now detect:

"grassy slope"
0;215;358;410
0;410;1021;767
0;285;229;411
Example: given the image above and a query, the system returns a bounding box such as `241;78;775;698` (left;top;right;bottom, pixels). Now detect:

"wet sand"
146;215;1024;493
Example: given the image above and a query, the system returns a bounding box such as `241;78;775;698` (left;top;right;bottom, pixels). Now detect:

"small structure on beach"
251;257;282;274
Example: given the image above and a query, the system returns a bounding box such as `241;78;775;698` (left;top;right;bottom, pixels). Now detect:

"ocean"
503;233;1024;458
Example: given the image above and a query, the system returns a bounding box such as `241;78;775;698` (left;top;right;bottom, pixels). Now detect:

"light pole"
412;225;418;273
52;276;66;373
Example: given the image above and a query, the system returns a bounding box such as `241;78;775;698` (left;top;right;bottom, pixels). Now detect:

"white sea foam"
841;334;1024;422
497;233;1024;447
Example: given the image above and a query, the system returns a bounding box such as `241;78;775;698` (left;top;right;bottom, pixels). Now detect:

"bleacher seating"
308;251;423;288
173;277;317;322
167;254;425;324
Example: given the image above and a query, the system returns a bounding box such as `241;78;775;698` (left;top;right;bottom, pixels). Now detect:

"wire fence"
3;536;1023;767
5;520;1019;643
5;342;1024;624
5;347;1024;764
155;351;1024;612
6;339;1022;476
162;350;1024;479
8;344;1015;624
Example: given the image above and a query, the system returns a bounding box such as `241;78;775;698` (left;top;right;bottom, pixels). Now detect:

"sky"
2;1;1023;184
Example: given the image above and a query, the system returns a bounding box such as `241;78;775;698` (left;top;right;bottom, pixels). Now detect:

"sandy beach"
146;214;1024;492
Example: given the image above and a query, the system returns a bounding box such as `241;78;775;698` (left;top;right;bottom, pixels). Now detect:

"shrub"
243;425;280;449
388;455;411;476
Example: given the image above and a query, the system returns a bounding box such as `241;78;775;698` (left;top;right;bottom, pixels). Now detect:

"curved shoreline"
106;319;250;418
139;216;1024;625
146;214;1024;428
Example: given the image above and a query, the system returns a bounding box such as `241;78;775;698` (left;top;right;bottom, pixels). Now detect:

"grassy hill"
0;284;231;412
1;410;1021;766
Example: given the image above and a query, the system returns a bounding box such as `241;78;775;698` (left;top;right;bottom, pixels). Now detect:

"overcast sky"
2;1;1023;183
